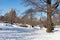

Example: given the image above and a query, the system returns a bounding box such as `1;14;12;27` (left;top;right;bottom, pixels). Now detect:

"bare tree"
5;9;17;24
22;8;36;27
22;0;60;32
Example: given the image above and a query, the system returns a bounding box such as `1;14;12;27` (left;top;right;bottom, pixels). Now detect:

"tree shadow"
53;30;59;32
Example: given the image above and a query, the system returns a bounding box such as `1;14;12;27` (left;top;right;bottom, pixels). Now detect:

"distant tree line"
0;9;60;28
0;9;43;26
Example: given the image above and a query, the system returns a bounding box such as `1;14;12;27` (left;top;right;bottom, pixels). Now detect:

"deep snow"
0;23;60;40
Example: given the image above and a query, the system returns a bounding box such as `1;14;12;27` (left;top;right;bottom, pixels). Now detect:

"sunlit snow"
0;23;60;40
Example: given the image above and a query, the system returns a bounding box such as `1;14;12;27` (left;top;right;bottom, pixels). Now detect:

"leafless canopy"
23;0;60;15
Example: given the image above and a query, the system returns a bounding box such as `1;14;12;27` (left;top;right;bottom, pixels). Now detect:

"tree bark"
46;0;54;32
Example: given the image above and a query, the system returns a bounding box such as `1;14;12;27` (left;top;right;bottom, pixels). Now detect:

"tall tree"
46;0;53;32
22;0;60;32
5;9;16;24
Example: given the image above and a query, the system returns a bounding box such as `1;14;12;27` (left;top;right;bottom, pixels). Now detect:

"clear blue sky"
0;0;59;19
0;0;31;16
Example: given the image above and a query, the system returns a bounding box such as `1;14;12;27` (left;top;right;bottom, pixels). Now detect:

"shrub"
20;24;28;27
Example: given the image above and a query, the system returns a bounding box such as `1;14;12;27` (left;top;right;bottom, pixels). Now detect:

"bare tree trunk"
46;0;54;32
30;12;34;27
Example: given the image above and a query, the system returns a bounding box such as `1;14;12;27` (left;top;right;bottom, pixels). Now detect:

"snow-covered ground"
0;23;60;40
